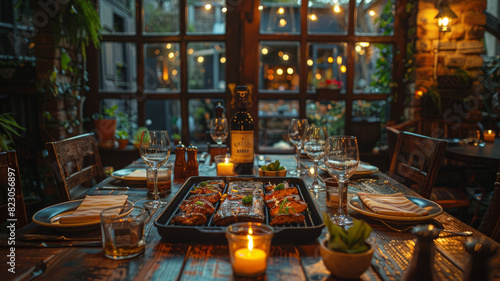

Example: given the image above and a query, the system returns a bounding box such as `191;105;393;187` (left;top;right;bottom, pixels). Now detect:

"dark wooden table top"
445;138;500;168
2;155;500;281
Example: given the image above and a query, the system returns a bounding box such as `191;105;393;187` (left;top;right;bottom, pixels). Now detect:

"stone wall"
414;0;486;98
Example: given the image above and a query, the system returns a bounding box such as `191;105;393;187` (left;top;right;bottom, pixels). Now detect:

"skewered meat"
171;212;207;225
269;198;308;218
270;213;305;226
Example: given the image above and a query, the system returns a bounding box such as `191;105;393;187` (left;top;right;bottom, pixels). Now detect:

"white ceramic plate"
319;163;379;176
111;168;147;184
33;200;133;230
348;195;443;223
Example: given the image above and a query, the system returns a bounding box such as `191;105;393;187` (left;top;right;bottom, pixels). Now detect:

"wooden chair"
0;151;28;228
478;171;500;242
46;133;106;202
387;117;483;140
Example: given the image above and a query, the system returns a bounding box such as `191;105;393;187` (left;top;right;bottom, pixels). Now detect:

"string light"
369;10;376;16
277;7;284;14
315;73;322;80
340;65;346;73
327;57;334;63
287;68;294;75
258;6;263;11
333;5;340;13
222;7;227;13
165;43;171;49
337;56;342;64
309;14;318;21
168;52;174;59
197;56;204;63
205;3;211;10
279;19;287;27
307;59;313;66
220;57;226;63
277;68;284;75
282;54;289;61
262;48;269;55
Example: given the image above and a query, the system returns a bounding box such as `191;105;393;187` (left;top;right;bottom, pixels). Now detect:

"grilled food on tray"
171;213;207;225
264;183;299;202
269;196;308;217
213;181;265;226
270;213;306;226
264;182;308;226
179;198;215;216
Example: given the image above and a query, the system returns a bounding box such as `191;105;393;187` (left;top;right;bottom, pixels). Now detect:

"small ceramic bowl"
319;236;374;279
258;167;287;177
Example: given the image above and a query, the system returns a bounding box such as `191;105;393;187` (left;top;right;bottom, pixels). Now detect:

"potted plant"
0;113;25;152
116;130;129;149
132;127;149;149
172;133;181;145
93;105;118;148
258;160;287;177
319;213;374;279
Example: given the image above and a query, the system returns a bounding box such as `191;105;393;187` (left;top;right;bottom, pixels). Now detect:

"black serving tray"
154;176;325;244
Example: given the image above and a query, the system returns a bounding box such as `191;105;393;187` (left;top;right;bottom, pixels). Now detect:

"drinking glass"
303;126;327;190
140;130;170;208
324;136;359;226
210;117;228;154
288;119;309;175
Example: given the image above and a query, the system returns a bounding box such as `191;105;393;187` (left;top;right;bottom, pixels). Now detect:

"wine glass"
288;119;309;175
210;117;228;155
140;130;171;208
324;136;359;226
303;126;327;191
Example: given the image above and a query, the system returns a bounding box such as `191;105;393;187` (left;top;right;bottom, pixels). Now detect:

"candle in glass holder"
216;155;234;176
484;130;495;142
232;235;267;276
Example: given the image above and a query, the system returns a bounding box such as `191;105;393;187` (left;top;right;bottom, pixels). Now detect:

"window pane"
99;0;136;35
355;0;394;36
353;42;393;94
189;99;226;146
100;98;138;139
187;42;226;91
186;0;226;35
258;99;298;152
143;0;179;35
145;100;181;140
99;42;137;92
259;41;299;91
144;43;181;92
351;100;389;151
307;0;348;34
260;0;300;34
306;100;345;136
307;43;347;92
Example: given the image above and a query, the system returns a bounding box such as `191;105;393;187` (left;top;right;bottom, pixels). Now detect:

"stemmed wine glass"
140;130;171;208
288;119;309;175
303;126;327;191
210;117;228;155
324;136;359;226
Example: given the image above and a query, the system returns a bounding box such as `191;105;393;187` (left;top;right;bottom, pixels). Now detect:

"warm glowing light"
355;45;362;52
154;49;160;55
337;56;342;64
359;42;370;47
439;17;450;27
327;56;334;63
340;65;346;73
267;69;273;75
248;234;254;250
359;49;365;55
309;14;318;21
258;5;263;11
205;3;212;10
369;10;376;16
315;73;322;80
268;74;274;80
163;68;169;81
168;52;174;59
29;43;35;49
282;54;289;61
172;69;178;75
333;5;340;13
287;68;294;74
278;51;283;57
416;90;423;97
262;48;269;55
309;167;315;175
279;19;287;27
197;56;204;63
277;68;284;75
277;7;284;14
188;48;194;55
307;59;313;66
165;43;171;49
222;7;227;13
220;57;226;63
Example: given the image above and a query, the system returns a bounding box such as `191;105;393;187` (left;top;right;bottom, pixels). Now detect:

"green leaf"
322;212;372;253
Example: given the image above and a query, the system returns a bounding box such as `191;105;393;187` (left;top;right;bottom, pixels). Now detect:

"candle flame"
247;234;254;251
225;156;229;164
488;130;493;134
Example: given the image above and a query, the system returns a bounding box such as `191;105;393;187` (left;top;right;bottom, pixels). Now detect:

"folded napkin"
124;169;147;178
357;193;429;217
59;195;128;224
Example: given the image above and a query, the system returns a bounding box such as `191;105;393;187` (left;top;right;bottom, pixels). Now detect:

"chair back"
478;171;500;242
0;151;28;228
46;133;105;202
388;131;448;199
387;118;483;140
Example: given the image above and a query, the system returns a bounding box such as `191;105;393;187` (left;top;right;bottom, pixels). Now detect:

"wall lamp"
434;0;457;32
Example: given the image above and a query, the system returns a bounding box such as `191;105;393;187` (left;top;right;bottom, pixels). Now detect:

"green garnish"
274;183;285;191
262;160;285;171
277;198;296;215
242;195;253;204
195;201;204;206
199;182;207;187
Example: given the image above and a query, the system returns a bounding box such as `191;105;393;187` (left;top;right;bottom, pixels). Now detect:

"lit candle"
217;156;234;176
232;234;267;276
484;130;495;142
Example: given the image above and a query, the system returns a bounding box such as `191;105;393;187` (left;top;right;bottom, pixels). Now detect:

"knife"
0;240;101;248
96;186;130;190
18;234;101;242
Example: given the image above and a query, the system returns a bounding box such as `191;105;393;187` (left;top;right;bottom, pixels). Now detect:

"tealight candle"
232;235;267;276
217;156;234;176
484;130;495;142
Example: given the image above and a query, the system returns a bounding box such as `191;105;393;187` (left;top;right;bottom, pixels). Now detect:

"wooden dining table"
2;154;500;281
445;138;500;168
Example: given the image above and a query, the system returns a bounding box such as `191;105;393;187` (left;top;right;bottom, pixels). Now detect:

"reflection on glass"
353;42;393;93
145;100;181;138
259;0;300;34
186;0;226;34
306;100;345;137
99;0;136;35
258;100;298;151
143;0;179;34
355;0;394;35
99;42;137;91
101;99;138;138
259;41;299;91
352;100;387;122
144;43;180;92
307;43;347;92
187;42;226;90
188;99;225;145
307;0;348;34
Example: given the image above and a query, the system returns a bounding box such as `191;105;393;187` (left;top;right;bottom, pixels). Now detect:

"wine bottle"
230;85;254;175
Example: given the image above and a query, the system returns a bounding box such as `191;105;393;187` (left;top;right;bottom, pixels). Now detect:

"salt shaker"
463;237;498;281
402;224;440;281
185;144;199;178
174;142;186;179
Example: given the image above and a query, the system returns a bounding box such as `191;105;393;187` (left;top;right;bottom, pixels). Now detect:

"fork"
379;219;473;237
